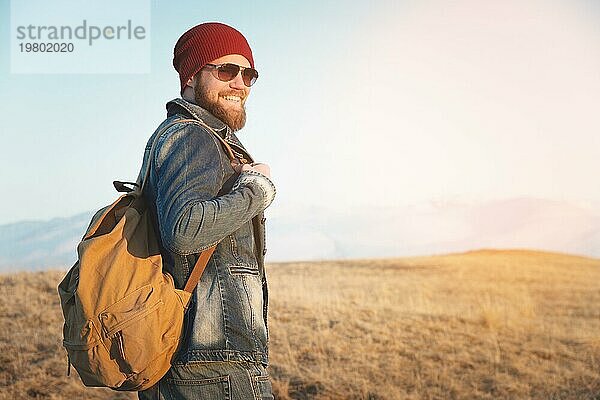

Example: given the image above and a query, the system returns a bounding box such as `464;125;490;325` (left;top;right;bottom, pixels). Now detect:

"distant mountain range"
0;211;95;272
267;197;600;261
1;197;598;272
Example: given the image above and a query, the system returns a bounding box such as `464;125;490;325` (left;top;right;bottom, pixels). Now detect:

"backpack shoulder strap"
183;246;217;294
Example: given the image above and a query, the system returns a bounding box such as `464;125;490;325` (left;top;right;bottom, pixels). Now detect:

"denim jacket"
138;98;276;366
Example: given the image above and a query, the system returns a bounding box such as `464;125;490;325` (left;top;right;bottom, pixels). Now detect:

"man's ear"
182;75;197;101
186;75;196;89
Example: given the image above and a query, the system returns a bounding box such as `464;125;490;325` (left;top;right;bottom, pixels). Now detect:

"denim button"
262;248;267;255
261;217;266;224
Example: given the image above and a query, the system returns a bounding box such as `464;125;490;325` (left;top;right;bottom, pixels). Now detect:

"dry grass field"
0;249;599;399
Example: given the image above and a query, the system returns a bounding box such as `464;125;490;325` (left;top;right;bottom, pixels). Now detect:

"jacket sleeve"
152;124;275;256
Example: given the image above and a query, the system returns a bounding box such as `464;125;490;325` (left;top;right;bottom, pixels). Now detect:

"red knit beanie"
173;22;255;95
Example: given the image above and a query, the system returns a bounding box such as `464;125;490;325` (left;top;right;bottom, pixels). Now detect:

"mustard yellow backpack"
58;118;238;391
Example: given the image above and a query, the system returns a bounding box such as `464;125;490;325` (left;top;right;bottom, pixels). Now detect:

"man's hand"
231;162;271;179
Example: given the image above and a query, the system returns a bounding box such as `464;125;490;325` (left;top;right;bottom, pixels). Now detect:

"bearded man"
138;22;275;400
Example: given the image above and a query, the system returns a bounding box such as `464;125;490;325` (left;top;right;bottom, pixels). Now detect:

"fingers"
231;161;271;179
252;164;270;178
230;161;244;173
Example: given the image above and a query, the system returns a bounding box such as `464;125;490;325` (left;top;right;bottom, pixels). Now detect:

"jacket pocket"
98;284;172;375
228;265;260;276
164;375;231;399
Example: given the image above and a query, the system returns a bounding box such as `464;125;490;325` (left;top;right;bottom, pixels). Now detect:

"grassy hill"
1;250;599;399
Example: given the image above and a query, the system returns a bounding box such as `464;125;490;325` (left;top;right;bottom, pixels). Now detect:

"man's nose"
229;72;246;90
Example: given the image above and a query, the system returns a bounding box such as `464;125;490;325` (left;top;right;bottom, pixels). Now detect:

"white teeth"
222;96;241;102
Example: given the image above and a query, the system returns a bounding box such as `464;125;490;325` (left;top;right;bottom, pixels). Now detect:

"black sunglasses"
204;63;259;87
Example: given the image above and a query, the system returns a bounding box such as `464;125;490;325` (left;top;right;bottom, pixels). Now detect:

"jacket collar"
165;98;253;161
166;98;228;134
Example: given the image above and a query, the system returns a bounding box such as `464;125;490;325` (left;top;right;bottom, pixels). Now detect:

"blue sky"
1;0;599;225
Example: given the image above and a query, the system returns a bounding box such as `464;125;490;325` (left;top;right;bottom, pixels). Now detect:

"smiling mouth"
221;95;242;104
